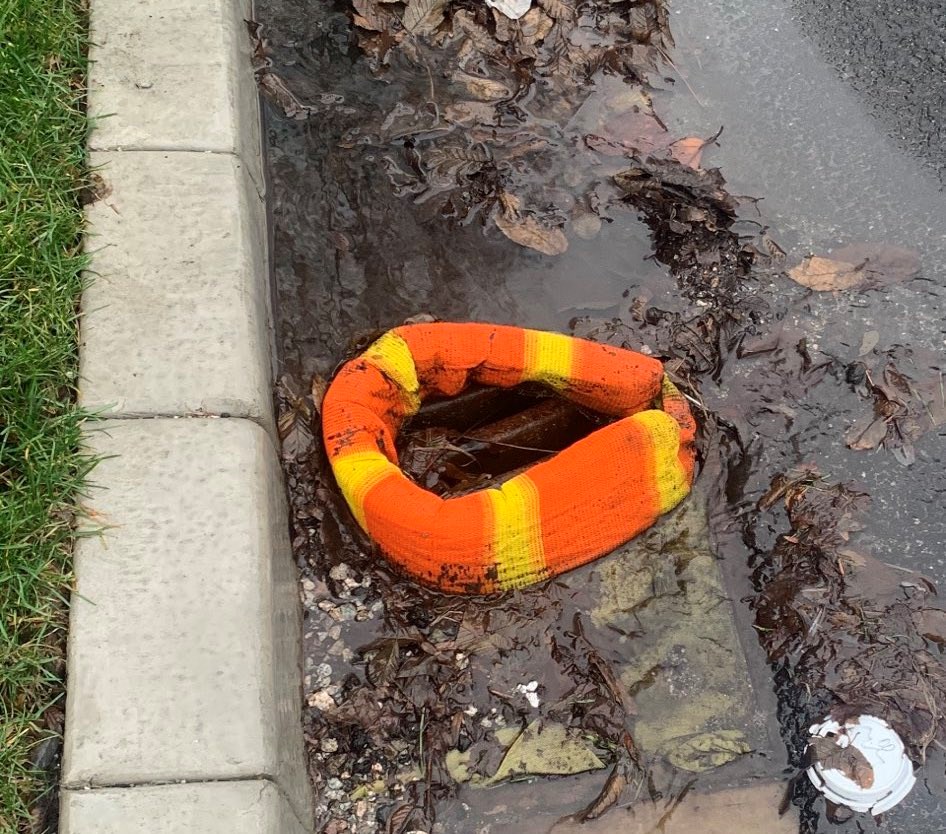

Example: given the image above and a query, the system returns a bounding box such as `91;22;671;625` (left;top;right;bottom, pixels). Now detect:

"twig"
657;46;704;108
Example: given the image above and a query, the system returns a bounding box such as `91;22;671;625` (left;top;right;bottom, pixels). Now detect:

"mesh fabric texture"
322;322;697;594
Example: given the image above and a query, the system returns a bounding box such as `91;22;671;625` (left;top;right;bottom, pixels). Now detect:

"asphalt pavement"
793;0;946;185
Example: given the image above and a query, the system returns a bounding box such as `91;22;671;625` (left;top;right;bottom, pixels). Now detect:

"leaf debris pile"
331;0;736;255
844;345;946;466
748;470;946;819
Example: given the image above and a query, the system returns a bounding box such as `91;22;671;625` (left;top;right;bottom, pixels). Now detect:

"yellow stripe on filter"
362;330;422;414
487;474;546;590
331;451;401;531
632;410;689;514
522;329;575;391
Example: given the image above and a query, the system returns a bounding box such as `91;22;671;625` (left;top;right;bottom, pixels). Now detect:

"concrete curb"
64;0;313;831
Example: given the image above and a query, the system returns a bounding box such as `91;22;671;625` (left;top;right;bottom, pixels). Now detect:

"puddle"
257;0;946;831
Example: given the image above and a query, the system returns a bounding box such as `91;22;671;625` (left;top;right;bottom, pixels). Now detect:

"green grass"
0;0;90;830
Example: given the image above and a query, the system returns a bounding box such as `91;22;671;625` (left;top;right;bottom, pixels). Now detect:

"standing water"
255;0;946;831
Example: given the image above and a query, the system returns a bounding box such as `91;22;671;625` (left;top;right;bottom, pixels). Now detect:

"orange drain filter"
321;322;697;594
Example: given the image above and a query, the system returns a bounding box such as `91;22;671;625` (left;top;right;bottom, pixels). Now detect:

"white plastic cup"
806;715;916;815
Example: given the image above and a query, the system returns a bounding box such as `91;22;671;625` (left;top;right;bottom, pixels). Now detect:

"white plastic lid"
806;715;916;815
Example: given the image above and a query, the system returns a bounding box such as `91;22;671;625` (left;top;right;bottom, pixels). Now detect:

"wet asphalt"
793;0;946;185
659;2;946;830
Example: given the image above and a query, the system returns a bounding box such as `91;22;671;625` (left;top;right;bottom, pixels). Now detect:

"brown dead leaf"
788;255;864;291
495;207;568;256
453;10;504;57
278;410;314;461
915;609;946;645
385;801;416;834
597;110;669;156
844;415;888;451
452;71;512;101
537;0;575;20
498;191;522;214
520;7;554;45
914;372;946;427
402;0;446;34
579;762;629;821
353;0;386;31
258;73;310;120
311;374;328;417
79;172;112;206
808;735;875;789
669;136;705;169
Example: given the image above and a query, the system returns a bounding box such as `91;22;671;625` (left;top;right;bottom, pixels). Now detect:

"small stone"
321;737;339;754
302;579;316;591
329;639;346;656
327;625;342;640
307;689;337;711
329;563;350;582
336;604;358;621
355;607;371;622
327;777;344;791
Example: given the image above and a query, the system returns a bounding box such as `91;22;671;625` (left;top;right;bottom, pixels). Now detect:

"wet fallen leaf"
490;720;605;783
578;761;629;820
537;0;575;20
452;71;512;101
788;255;864;291
278;410;314;461
495;201;568;255
258;72;311;120
597;110;669;156
353;0;386;31
831;242;921;286
915;609;946;645
311;374;328;407
844;415;888;451
667;729;750;772
452;10;504;58
402;0;446;34
385;801;416;834
425;144;491;179
808;735;874;789
914;372;946;427
669;136;705;170
519;7;554;46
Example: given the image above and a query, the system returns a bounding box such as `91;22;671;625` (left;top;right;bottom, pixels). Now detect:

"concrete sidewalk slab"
61;781;308;834
62;419;310;823
88;0;262;187
79;150;272;429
